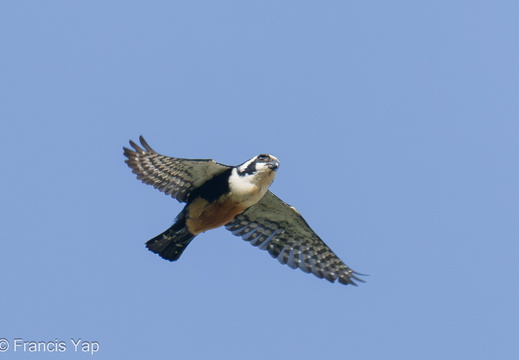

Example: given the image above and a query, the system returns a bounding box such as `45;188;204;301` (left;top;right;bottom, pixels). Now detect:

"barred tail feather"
146;224;196;261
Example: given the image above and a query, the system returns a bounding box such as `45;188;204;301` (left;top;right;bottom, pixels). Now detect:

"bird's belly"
186;197;248;235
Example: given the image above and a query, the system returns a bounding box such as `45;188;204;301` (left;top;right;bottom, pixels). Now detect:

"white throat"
228;168;275;209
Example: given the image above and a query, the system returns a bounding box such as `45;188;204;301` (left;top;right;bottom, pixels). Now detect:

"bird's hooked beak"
267;159;280;171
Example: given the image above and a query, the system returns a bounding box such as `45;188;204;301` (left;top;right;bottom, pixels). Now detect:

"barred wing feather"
225;191;363;285
123;136;231;203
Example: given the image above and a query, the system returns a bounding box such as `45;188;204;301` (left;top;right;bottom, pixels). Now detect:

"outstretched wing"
123;136;231;203
225;191;364;285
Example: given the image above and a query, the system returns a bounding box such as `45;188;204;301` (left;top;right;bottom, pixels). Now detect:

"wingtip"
339;271;367;286
125;136;155;154
127;139;143;153
139;135;154;152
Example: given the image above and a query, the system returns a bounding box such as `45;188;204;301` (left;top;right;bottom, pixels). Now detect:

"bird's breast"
185;195;249;235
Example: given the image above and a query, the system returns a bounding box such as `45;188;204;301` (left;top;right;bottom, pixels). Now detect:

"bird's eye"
257;154;269;162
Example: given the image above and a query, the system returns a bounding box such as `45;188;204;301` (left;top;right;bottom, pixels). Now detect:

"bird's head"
231;154;280;201
237;154;280;176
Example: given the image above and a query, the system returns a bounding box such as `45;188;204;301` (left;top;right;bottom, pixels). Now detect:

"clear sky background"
1;1;518;359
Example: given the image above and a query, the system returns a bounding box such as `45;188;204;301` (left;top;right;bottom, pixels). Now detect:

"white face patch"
236;157;257;175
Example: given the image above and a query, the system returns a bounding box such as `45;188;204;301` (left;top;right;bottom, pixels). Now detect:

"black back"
187;167;233;204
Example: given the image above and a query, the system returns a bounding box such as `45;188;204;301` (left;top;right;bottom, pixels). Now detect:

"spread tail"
146;223;196;261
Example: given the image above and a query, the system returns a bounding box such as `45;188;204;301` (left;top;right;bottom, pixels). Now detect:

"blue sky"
1;1;518;359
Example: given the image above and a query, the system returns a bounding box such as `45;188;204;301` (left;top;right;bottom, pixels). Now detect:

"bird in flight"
124;136;363;285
